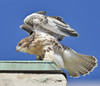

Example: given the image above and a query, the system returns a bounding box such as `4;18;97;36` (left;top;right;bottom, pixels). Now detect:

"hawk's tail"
62;47;97;77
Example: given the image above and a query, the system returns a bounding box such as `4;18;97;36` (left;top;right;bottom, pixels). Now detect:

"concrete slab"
0;73;67;86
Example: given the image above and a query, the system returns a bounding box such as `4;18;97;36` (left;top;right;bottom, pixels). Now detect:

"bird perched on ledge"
16;24;97;78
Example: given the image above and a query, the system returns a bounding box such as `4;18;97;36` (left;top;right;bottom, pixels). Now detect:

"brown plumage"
17;34;44;57
16;32;97;77
16;11;97;78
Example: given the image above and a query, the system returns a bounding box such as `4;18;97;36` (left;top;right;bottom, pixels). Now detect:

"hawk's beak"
16;50;19;52
16;46;20;52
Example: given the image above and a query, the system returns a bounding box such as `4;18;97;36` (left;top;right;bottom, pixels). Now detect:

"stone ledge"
0;73;67;86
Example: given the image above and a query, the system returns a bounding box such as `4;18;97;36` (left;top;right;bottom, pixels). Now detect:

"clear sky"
0;0;100;84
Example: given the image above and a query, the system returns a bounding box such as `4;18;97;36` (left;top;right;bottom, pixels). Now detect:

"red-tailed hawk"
16;24;97;77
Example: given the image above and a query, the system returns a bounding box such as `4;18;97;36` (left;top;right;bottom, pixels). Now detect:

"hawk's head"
16;34;44;56
16;38;29;53
16;33;35;54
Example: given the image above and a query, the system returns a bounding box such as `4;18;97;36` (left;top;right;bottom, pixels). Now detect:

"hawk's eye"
19;43;22;46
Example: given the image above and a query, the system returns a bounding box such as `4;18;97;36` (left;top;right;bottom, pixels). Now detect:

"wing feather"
24;11;79;37
49;16;63;21
35;11;46;15
20;24;33;35
54;21;79;37
41;17;79;37
53;18;79;37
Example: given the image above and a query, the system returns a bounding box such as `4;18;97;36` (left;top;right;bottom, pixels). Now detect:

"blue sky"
0;0;100;84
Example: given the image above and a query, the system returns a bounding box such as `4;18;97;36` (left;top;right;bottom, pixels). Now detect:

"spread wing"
24;11;79;37
41;16;79;37
20;24;64;41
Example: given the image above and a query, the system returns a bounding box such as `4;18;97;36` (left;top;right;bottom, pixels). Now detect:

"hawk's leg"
36;56;43;60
